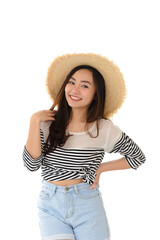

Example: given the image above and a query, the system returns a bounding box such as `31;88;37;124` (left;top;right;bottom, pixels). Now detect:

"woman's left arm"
90;157;130;189
108;131;146;169
98;156;131;173
90;132;146;189
100;131;146;173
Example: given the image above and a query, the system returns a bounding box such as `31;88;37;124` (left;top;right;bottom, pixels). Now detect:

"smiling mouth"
69;95;82;101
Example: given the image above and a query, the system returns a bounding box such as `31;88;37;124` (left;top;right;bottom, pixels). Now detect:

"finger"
48;117;55;121
90;183;95;190
48;109;55;112
47;112;55;115
48;110;55;113
48;113;55;116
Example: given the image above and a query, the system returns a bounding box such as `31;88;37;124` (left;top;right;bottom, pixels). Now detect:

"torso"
47;178;83;186
47;121;95;186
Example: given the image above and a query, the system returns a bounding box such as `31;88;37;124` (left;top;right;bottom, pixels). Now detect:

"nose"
71;84;81;93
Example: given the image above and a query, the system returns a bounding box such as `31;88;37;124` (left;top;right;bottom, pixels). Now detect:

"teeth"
70;95;81;100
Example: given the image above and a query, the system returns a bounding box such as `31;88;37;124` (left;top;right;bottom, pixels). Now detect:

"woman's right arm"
22;109;56;171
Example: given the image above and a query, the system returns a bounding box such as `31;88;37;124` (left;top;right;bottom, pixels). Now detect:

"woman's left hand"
89;168;102;190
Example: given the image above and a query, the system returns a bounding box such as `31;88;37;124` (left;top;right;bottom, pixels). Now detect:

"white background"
0;0;159;239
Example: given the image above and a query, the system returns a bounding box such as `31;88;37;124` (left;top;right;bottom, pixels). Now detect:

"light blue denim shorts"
37;180;111;240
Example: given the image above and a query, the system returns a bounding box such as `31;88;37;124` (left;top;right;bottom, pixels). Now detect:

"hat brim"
46;53;126;118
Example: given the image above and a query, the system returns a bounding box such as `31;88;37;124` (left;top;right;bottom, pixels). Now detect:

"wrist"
30;114;41;126
99;162;110;174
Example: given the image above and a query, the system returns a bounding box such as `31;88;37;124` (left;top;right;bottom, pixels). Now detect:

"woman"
22;53;146;240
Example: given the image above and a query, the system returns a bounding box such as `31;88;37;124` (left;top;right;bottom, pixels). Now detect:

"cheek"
65;84;70;95
86;89;96;101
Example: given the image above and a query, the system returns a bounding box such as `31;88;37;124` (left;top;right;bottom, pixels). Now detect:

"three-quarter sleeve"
104;120;146;169
22;128;44;171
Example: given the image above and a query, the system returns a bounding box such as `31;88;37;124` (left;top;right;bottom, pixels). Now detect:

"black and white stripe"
23;146;43;171
22;128;146;184
109;132;146;169
41;147;105;184
22;129;105;185
22;129;45;171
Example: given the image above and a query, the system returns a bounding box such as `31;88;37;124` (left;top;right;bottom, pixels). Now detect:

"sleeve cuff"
22;145;43;171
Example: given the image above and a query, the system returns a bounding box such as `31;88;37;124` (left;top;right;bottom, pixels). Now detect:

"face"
65;69;96;111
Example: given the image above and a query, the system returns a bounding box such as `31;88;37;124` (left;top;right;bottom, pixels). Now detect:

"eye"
68;81;88;88
68;81;75;85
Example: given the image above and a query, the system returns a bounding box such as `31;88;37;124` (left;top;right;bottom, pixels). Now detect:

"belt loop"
52;184;57;194
74;185;79;194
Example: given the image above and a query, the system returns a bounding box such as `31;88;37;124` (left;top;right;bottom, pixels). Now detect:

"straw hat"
46;53;126;118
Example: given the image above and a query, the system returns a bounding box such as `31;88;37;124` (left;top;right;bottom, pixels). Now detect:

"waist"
47;178;83;186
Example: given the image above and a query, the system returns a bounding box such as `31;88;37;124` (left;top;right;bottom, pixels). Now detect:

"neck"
70;108;88;123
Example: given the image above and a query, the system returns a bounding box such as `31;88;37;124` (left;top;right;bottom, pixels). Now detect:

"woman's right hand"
31;109;56;124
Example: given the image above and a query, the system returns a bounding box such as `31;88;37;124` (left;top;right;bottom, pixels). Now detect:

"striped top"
22;118;146;185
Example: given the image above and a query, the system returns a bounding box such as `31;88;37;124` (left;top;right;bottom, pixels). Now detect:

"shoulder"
98;117;114;129
98;118;122;136
98;118;123;152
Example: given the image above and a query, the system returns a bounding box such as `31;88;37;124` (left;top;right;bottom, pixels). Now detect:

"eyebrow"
70;77;91;85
